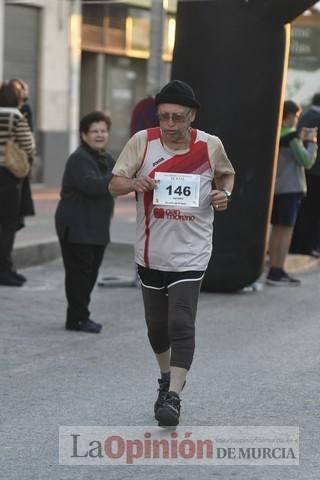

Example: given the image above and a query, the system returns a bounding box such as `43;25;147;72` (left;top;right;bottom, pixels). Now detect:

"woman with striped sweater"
0;81;35;286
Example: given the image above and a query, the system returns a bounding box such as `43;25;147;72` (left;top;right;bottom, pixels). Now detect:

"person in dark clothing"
130;96;159;136
9;79;35;233
55;111;115;334
0;81;35;287
291;93;320;256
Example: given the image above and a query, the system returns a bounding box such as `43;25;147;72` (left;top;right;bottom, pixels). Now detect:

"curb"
13;237;320;276
13;240;61;269
13;240;134;270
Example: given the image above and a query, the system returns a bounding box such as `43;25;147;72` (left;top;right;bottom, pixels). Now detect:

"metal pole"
68;0;82;153
0;0;5;81
146;0;165;96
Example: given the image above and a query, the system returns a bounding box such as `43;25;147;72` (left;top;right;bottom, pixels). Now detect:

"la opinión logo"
59;426;299;466
68;430;214;464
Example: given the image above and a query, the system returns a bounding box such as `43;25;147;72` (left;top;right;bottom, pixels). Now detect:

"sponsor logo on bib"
153;207;195;222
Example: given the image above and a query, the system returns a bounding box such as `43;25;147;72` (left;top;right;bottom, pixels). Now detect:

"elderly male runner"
109;80;235;426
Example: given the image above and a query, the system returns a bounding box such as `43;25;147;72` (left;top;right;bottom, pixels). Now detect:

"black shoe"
87;319;102;331
266;269;301;286
154;379;186;420
154;379;170;420
11;271;27;283
157;391;181;427
0;272;23;287
65;319;102;333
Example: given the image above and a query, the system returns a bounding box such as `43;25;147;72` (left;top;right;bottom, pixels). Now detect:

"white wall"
1;0;82;184
37;0;70;132
0;0;4;81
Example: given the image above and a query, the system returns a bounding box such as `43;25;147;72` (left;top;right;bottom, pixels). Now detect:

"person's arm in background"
290;128;318;170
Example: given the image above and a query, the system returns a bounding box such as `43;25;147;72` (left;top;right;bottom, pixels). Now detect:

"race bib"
153;172;200;207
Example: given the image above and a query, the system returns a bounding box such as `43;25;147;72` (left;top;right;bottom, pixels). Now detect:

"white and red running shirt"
113;127;234;271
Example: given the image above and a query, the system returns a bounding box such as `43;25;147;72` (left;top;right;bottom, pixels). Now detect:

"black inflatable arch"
171;0;317;291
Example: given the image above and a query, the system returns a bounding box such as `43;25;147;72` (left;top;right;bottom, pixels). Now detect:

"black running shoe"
154;379;169;420
157;391;181;427
266;269;301;286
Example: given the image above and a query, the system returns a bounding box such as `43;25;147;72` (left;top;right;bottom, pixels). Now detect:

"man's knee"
148;329;170;354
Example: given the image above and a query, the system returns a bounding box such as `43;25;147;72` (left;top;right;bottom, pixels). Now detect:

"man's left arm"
208;136;235;211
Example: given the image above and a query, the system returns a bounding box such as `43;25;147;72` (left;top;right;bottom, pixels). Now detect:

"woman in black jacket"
55;111;115;333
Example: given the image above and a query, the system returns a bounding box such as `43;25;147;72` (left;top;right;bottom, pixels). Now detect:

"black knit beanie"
155;80;200;109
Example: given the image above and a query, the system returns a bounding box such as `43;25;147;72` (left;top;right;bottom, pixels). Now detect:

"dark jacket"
55;143;115;245
19;102;35;221
21;102;33;131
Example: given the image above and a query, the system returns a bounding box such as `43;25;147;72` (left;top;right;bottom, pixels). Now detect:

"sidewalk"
12;184;320;276
13;184;137;268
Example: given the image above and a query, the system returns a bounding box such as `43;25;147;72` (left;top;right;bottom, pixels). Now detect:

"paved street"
1;241;320;479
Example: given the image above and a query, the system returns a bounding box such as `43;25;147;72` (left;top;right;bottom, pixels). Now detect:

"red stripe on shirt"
149;141;210;178
148;127;161;141
143;190;153;267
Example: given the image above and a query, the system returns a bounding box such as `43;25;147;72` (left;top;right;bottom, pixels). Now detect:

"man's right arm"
108;176;134;196
109;175;156;196
108;131;156;197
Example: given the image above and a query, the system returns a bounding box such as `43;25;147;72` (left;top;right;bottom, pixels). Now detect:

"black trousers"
59;239;106;327
291;174;320;253
303;174;320;251
0;170;21;274
0;219;16;273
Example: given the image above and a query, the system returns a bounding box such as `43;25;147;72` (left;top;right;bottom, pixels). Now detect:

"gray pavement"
1;185;320;478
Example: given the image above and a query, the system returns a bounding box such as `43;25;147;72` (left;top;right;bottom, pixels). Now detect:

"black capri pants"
137;265;204;370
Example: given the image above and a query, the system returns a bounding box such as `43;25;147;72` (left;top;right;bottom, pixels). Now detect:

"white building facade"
0;0;80;185
0;0;319;186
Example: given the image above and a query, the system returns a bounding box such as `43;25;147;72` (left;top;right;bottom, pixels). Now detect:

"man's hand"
131;176;157;193
209;189;230;211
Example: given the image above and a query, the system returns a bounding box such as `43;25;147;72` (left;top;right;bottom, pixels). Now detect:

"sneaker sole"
157;406;179;427
266;279;300;286
65;326;102;333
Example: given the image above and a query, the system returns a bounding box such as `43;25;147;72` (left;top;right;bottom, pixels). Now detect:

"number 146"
166;185;191;196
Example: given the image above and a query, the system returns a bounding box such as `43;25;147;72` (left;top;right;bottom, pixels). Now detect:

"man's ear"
190;109;196;123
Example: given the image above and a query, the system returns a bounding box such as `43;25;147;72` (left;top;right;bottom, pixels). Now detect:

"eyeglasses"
158;110;191;123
